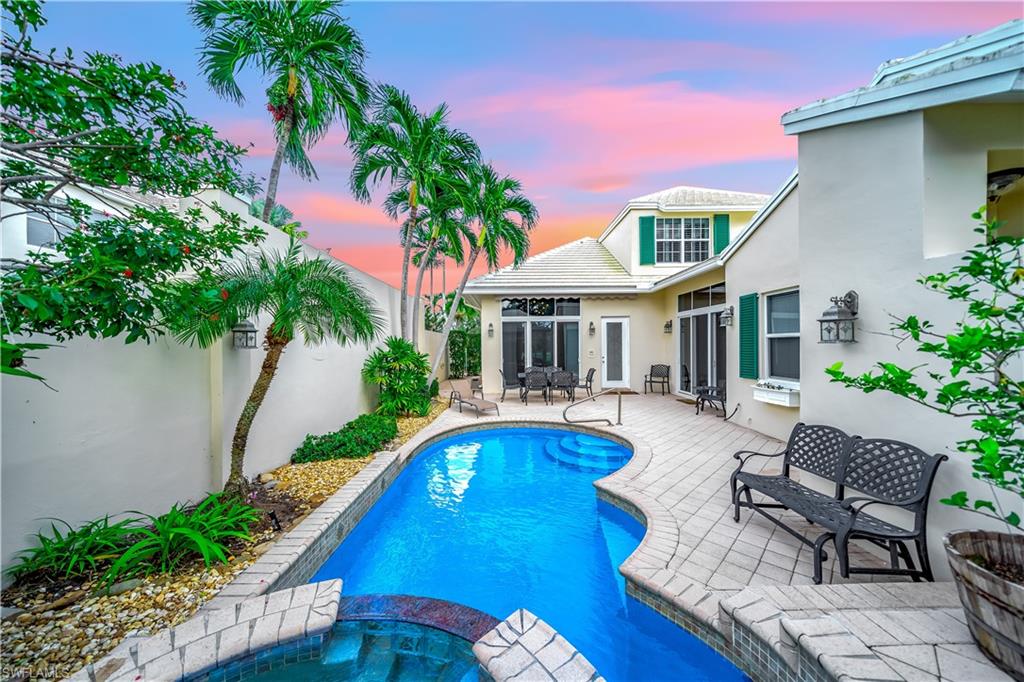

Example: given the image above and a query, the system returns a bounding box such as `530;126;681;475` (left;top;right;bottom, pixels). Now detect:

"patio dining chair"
644;364;671;395
522;369;549;405
574;368;596;398
498;369;523;402
550;370;575;402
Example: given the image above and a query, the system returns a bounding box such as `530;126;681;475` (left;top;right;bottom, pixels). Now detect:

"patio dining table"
517;368;578;403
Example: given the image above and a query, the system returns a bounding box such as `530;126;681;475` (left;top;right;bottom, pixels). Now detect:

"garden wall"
0;190;413;573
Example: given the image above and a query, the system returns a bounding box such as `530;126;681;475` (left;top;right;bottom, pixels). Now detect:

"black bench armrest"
840;494;927;514
733;449;786;469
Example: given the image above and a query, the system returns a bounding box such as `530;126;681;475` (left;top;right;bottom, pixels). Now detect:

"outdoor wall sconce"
719;305;734;327
487;322;494;338
818;291;859;343
588;321;596;336
232;320;258;349
663;320;672;334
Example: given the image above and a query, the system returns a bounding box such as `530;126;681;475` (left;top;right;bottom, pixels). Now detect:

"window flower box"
752;381;800;407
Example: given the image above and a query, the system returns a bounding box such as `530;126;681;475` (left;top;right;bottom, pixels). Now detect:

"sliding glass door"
676;283;726;395
500;298;582;380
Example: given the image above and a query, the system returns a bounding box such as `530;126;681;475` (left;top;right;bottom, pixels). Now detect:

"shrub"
292;413;398;463
104;494;260;583
362;336;432;416
6;494;261;584
7;516;138;580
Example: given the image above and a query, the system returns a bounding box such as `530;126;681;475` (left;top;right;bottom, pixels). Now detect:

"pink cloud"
462;80;799;195
712;2;1020;36
281;191;397;229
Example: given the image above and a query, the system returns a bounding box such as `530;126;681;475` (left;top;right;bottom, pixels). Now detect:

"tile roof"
783;19;1023;134
463;238;662;294
627;185;771;209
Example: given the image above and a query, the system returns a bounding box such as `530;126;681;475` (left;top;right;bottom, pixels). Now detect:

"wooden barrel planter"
944;530;1024;680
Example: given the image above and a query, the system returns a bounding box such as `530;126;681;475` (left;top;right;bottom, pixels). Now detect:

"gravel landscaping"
0;399;449;680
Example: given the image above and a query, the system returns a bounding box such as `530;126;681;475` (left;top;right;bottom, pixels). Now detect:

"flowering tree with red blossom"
0;0;263;383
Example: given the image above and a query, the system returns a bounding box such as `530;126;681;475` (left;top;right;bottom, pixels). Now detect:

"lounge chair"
447;378;499;417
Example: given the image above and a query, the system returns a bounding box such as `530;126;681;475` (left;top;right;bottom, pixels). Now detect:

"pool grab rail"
562;387;623;426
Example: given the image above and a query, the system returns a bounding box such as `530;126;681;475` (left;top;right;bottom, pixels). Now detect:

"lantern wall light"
663;320;673;334
588;321;596;336
232;320;258;350
818;291;859;344
719;305;734;327
487;322;494;338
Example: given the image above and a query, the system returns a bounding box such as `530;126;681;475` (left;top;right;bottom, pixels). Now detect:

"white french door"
601;317;630;388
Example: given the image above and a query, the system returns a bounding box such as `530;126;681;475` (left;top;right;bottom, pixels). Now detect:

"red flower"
122;268;133;277
220;288;229;301
182;245;191;254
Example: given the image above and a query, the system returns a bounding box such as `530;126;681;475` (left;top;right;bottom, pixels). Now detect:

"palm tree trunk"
399;203;417;341
262;109;294;224
411;238;437;349
428;246;478;383
225;332;288;495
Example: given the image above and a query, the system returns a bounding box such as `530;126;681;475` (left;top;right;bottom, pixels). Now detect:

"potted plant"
827;211;1022;676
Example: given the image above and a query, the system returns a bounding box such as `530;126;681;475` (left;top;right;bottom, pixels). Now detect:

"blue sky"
34;1;1022;284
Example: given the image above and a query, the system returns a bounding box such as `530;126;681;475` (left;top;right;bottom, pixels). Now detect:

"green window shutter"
713;214;730;255
638;216;655;265
738;293;759;379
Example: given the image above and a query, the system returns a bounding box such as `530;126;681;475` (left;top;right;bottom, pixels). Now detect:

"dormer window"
655;217;709;264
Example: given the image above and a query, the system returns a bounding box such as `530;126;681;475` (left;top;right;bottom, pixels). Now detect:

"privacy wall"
1;191;411;571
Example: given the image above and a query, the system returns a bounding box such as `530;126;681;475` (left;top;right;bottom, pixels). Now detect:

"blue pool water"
310;427;747;681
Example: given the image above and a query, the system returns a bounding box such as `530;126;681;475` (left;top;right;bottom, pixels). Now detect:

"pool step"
544;435;629;473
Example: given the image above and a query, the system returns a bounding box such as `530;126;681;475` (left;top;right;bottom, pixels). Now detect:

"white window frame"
682;217;710;263
499;298;582;377
764;288;800;388
655;217;682;264
654;216;711;265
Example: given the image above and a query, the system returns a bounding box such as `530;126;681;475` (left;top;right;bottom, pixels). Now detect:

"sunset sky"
37;1;1021;288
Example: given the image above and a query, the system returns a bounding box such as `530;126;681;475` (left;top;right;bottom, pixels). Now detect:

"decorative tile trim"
472;609;605;682
337;594;500;643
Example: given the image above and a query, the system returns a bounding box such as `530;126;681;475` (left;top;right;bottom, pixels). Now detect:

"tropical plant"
428;163;536;382
104;494;261;582
249;197;308;239
362;336;432;416
292;413;397;463
826;212;1022;529
192;0;370;224
349;85;479;340
1;0;263;381
170;237;383;494
6;516;139;580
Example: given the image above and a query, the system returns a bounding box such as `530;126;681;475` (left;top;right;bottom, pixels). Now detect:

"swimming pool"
310;426;747;681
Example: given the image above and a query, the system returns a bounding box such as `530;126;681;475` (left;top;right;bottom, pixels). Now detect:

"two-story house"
464;186;770;397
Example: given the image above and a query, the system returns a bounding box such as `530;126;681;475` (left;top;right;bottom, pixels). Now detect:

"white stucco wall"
796;105;1023;578
1;190;408;571
724;189;802;441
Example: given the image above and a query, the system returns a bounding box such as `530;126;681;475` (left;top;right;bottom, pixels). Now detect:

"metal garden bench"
730;422;947;584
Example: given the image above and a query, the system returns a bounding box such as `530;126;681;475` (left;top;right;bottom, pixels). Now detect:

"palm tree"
388;186;469;347
192;0;370;224
349;85;479;341
427;163;537;383
171;238;383;494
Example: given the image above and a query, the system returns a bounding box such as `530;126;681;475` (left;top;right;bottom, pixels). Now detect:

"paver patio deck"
428;390;1010;682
